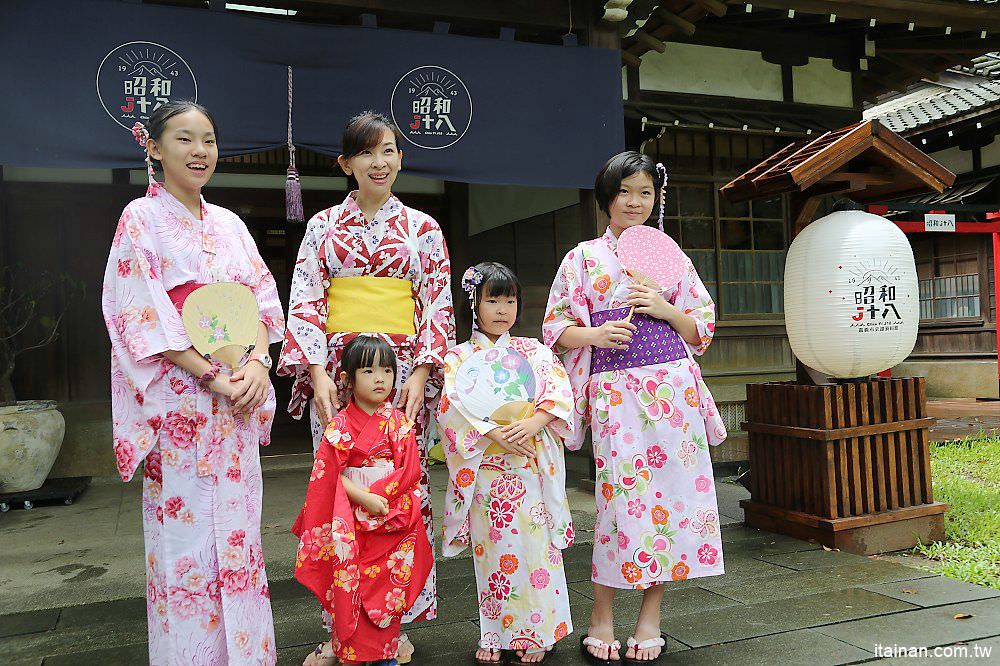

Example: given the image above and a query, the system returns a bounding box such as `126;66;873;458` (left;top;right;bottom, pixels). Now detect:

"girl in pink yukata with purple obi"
543;151;729;666
102;101;284;665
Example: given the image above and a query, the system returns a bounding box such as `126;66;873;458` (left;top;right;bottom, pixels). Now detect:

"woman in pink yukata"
543;152;728;666
277;111;455;666
102;101;284;665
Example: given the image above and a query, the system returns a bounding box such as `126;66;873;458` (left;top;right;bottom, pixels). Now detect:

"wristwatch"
249;352;273;370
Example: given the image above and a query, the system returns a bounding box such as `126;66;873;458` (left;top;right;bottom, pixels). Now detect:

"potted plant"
0;266;79;494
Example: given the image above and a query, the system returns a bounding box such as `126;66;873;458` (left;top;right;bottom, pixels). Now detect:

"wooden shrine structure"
720;119;955;554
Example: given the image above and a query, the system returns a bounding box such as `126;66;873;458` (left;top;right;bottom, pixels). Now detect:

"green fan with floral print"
180;282;259;370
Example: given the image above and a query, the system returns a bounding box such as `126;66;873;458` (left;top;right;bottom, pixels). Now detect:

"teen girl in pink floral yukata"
102;101;284;665
543;151;728;666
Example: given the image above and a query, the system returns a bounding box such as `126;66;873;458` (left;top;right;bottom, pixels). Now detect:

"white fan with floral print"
455;347;537;426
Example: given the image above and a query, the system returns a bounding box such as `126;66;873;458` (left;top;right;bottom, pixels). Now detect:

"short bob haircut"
146;100;219;170
467;262;523;326
340;335;397;385
593;150;663;218
341;111;404;159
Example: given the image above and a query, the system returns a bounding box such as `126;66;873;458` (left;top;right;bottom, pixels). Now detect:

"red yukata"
292;401;433;663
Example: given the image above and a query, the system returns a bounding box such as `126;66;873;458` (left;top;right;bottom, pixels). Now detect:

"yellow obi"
326;276;416;335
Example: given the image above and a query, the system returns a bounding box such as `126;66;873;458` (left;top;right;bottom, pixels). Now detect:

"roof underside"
610;0;1000;103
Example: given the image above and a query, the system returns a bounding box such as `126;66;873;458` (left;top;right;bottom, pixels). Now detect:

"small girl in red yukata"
293;335;433;666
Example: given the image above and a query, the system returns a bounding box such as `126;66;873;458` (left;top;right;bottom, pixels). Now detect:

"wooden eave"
720;119;956;203
618;1;1000;102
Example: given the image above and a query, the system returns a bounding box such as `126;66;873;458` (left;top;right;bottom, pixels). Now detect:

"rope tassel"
285;65;304;223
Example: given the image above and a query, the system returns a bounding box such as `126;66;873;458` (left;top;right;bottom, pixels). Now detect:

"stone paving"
2;456;999;665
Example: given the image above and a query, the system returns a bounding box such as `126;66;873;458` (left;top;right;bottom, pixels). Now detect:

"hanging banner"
0;0;624;189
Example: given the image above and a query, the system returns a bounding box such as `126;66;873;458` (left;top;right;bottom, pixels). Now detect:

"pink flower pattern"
103;188;283;664
541;228;726;589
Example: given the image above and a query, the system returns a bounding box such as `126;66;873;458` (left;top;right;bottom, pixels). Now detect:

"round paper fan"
181;282;259;369
455;347;537;425
618;224;686;290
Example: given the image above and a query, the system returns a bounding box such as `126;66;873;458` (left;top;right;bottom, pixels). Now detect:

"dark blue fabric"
0;0;624;188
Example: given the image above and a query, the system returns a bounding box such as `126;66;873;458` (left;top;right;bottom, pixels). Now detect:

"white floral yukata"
277;192;455;623
437;332;575;653
102;182;285;665
543;228;728;589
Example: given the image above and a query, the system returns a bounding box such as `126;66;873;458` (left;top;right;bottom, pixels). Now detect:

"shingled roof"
865;79;1000;134
954;53;1000;78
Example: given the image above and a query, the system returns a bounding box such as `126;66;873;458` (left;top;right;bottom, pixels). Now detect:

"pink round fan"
617;225;686;291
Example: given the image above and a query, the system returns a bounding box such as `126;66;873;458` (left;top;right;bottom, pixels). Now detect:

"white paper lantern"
784;210;919;378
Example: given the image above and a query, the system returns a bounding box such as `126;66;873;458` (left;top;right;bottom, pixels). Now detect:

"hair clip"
461;266;484;328
131;122;150;147
655;162;669;233
131;122;160;195
461;266;483;295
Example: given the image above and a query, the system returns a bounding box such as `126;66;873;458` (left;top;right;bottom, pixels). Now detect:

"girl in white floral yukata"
438;262;575;666
102;101;284;665
543;152;728;666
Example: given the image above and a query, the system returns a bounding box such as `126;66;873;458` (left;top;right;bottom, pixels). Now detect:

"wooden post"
993;232;1000;397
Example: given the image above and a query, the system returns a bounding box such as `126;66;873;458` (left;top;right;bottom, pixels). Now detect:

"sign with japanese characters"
391;66;472;150
924;213;956;232
96;41;198;129
849;261;904;334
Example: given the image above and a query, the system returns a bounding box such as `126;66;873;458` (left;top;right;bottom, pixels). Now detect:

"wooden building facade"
867;52;1000;397
4;0;999;478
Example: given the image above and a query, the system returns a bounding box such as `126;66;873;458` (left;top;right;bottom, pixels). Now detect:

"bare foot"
303;641;338;666
584;623;620;662
515;647;550;662
476;647;502;662
397;633;415;662
625;622;663;663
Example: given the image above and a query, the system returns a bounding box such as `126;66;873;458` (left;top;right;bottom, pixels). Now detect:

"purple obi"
590;307;688;375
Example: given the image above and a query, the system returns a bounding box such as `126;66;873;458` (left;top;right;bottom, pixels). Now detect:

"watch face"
258;354;273;369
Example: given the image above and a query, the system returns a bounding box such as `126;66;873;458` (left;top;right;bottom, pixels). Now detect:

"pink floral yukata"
102;183;285;665
543;228;728;589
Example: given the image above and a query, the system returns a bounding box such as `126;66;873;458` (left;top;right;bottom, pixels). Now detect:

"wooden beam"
234;0;589;32
825;171;895;186
653;7;696;36
790;192;825;237
692;0;727;17
634;29;666;54
622;50;642;68
660;23;854;61
878;54;940;82
877;36;1000;52
861;69;909;94
735;0;1000;32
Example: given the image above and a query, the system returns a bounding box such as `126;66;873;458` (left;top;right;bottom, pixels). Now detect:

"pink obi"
590;307;688;375
167;281;206;314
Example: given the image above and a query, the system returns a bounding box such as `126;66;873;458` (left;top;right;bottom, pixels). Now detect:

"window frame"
649;130;790;320
910;233;987;326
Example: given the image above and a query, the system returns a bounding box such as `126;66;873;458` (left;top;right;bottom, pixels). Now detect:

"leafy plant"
0;265;83;404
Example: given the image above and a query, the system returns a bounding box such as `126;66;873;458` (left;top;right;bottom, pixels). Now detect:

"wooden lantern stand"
719;120;954;554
